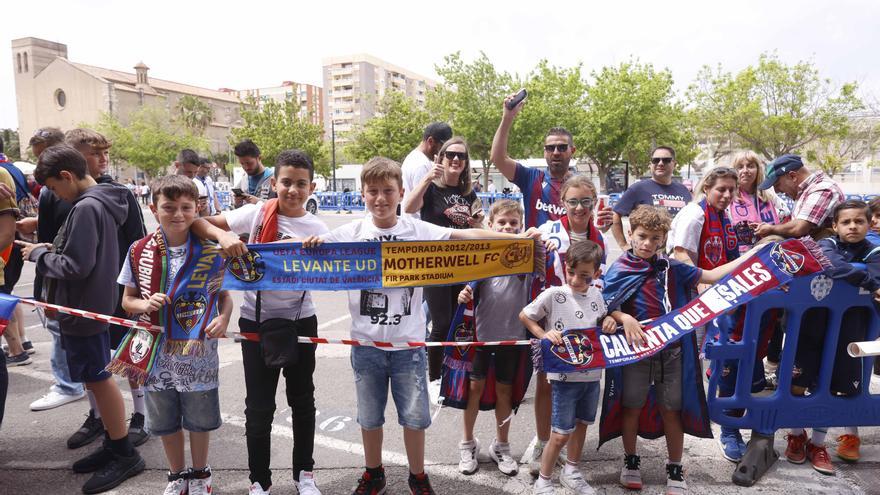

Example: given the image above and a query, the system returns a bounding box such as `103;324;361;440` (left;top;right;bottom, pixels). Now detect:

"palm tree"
175;95;214;134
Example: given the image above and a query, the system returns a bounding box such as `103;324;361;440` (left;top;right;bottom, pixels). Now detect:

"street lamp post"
331;120;337;192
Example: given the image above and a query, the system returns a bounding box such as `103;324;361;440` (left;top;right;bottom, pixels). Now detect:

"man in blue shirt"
611;146;691;251
234;139;273;208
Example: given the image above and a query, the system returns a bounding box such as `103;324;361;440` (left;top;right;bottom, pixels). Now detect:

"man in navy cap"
754;154;843;240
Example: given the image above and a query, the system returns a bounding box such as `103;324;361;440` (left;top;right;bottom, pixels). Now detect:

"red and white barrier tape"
16;298;533;347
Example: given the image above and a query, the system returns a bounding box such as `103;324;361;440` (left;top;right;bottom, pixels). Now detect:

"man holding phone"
401;122;453;218
233;139;273;208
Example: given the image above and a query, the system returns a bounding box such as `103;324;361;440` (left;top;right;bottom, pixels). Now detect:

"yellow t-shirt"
0;167;21;287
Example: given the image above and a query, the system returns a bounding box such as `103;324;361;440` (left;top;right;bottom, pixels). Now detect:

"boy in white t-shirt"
520;241;616;495
119;175;233;495
302;157;540;495
195;150;328;495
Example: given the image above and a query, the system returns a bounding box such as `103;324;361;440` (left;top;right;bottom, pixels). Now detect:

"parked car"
306;193;319;214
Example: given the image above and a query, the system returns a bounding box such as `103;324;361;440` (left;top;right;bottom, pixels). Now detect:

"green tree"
1;129;21;161
688;53;863;161
345;90;430;163
577;61;696;188
175;95;214;134
805;114;880;178
231;96;328;176
94;105;207;177
515;60;589;158
427;52;518;183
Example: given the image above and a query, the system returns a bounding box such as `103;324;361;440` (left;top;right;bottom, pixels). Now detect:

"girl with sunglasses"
403;137;484;397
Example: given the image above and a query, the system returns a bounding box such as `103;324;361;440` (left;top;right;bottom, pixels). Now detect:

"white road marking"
222;412;531;493
318;314;351;330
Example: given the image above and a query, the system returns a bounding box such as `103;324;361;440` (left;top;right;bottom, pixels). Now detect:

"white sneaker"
296;470;322;495
30;389;86;411
189;466;213;495
528;438;545;477
489;439;518;476
459;438;481;474
249;481;271;494
620;454;643;489
666;462;687;495
532;477;555;495
428;379;444;406
560;469;597;495
163;471;188;495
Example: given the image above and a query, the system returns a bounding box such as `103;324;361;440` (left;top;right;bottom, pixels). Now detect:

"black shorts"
792;307;868;395
470;346;523;385
61;331;112;383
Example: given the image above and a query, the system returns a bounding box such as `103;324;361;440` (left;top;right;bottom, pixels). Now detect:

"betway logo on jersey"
535;198;566;216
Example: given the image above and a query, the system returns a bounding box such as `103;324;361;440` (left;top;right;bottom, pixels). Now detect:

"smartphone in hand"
232;188;245;197
507;89;527;110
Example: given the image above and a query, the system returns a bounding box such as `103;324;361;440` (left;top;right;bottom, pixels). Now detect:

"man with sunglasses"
611;146;691;251
401;122;453;218
491;94;583;229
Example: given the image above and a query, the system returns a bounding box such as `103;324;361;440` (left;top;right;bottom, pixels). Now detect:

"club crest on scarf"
502;242;532;269
453;320;475;355
226;251;265;282
550;331;595;366
770;243;805;275
173;291;208;332
704;236;723;266
128;329;154;364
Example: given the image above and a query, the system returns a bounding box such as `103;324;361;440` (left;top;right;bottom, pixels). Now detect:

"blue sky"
2;0;878;129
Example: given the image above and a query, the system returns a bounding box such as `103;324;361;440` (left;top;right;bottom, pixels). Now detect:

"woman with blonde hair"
727;151;790;254
403;136;484;397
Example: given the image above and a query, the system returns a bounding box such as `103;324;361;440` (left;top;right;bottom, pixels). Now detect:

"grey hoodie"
30;183;129;337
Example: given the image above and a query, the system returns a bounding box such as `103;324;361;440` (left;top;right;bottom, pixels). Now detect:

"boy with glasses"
611;146;692;251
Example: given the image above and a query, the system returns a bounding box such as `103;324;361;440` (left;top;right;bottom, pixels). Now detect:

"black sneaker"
68;411;106;449
6;351;32;366
81;450;145;494
408;472;435;495
352;469;386;495
127;412;150;447
72;445;114;474
22;340;35;355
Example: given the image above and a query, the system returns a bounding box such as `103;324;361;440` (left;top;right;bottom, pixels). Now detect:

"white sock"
535;474;553;487
563;460;578;475
131;387;146;415
460;439;475;448
811;429;827;446
845;426;859;436
87;390;101;419
790;427;805;436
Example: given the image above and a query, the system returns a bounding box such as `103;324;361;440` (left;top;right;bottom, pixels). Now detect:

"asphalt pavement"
1;209;877;494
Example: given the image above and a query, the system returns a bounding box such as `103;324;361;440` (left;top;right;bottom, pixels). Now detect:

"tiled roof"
71;62;240;103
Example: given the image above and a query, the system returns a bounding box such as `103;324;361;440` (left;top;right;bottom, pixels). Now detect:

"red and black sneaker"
408;472;435;495
352;469;386;495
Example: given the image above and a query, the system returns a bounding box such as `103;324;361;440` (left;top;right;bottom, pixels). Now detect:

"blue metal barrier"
216;191;232;211
315;192;365;211
475;192;523;213
705;265;880;432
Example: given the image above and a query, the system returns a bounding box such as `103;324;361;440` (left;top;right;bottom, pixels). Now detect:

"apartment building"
221;81;324;127
321;54;436;143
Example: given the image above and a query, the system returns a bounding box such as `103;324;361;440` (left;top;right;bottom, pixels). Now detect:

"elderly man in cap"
754;154;843;240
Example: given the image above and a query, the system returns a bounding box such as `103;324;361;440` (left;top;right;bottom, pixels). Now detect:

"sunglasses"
564;198;596;209
651;157;673;165
544;144;569;153
443;151;468;161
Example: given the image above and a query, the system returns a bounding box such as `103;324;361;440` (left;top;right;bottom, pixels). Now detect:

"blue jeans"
550;380;600;434
350;346;431;431
48;318;84;396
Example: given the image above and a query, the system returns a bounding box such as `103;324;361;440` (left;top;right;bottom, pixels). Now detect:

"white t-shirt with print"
223;203;330;321
521;284;606;382
118;243;221;392
321;215;452;349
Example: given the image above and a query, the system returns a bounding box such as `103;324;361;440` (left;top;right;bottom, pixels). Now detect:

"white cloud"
2;0;878;130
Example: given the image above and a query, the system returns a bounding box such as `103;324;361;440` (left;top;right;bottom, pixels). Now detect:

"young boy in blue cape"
601;206;757;494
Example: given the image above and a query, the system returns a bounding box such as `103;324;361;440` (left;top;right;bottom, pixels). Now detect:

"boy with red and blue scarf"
602;205;758;495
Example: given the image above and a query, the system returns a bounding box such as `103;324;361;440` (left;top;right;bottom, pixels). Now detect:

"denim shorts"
145;388;222;436
551;380;600;434
350;346;431;431
61;331;112;383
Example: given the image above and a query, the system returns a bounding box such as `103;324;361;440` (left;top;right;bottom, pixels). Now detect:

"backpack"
0;161;38;218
